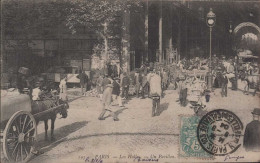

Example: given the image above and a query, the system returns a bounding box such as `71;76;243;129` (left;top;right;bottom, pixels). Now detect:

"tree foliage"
2;0;141;71
66;0;140;36
2;0;72;37
65;0;141;67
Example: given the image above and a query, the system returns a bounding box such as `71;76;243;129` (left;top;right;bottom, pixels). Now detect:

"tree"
65;0;141;68
2;0;73;73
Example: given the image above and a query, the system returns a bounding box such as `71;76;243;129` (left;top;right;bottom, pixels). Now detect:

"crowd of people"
92;54;259;120
96;63;166;121
5;53;259;121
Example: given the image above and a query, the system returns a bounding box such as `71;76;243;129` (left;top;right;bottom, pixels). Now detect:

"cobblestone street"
28;88;260;163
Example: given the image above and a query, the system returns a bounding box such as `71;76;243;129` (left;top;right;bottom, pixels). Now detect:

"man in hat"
141;70;148;99
17;70;30;94
121;72;130;100
178;75;187;107
213;66;223;88
221;71;228;97
243;108;260;152
96;74;104;100
112;77;123;107
134;68;141;98
99;75;119;121
59;76;68;101
77;69;88;96
149;69;162;117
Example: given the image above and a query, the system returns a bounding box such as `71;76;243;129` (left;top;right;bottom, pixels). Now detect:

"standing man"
17;67;31;94
96;74;104;100
178;75;187;107
141;71;148;99
121;72;130;100
59;76;68;101
244;108;260;152
17;73;28;94
227;59;236;90
149;69;162;117
112;77;123;107
135;68;141;98
99;75;116;120
77;70;88;96
162;68;168;91
221;71;228;97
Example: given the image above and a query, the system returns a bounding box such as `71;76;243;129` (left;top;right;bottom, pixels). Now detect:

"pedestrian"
99;75;119;121
243;108;260;152
213;67;223;88
221;71;228;97
162;68;168;91
135;68;141;98
17;67;31;94
121;72;130;99
96;74;104;100
77;70;88;96
17;73;28;94
112;77;124;107
227;60;236;90
149;69;162;117
178;75;187;107
141;70;149;99
140;63;148;75
59;76;68;101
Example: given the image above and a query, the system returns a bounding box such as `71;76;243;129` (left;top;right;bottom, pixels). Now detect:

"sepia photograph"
1;0;260;162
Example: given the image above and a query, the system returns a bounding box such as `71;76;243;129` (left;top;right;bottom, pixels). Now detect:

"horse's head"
60;101;69;118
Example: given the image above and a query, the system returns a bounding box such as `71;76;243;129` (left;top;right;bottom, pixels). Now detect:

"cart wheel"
3;111;37;163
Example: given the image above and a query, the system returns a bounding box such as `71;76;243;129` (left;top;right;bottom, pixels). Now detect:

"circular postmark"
197;109;243;156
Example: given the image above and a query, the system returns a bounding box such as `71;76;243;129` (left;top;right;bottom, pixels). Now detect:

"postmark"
197;109;243;156
179;115;212;158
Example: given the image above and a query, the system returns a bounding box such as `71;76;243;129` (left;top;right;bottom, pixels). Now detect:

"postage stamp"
179;115;213;159
197;109;244;156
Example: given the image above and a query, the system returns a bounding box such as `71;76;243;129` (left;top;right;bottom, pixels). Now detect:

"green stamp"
179;115;212;158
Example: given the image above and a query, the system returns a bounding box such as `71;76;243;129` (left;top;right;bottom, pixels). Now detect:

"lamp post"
229;21;238;90
206;8;216;91
229;21;233;55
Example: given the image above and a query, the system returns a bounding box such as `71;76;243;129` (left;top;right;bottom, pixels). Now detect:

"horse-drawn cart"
1;90;69;163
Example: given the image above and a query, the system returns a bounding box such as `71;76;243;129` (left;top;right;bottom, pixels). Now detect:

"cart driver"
32;81;43;101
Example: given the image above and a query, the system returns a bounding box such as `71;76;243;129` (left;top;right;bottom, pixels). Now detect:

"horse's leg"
36;120;39;126
50;116;56;141
44;120;48;140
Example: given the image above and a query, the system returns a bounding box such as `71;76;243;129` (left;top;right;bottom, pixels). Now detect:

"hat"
106;84;113;88
34;81;41;87
252;108;260;116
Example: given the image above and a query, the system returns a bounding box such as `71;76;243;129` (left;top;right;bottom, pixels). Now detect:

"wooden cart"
1;91;68;163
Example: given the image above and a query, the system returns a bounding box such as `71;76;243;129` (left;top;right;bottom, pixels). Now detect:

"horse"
244;74;260;96
31;92;69;141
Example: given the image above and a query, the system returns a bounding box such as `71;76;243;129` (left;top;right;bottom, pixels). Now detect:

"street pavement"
0;86;257;163
26;87;260;163
1;87;259;162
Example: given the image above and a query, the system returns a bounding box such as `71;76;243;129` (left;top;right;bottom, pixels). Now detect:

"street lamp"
229;21;233;55
229;21;238;90
206;8;216;91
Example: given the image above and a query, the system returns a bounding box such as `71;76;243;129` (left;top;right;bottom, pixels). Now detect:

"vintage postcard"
1;0;260;162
